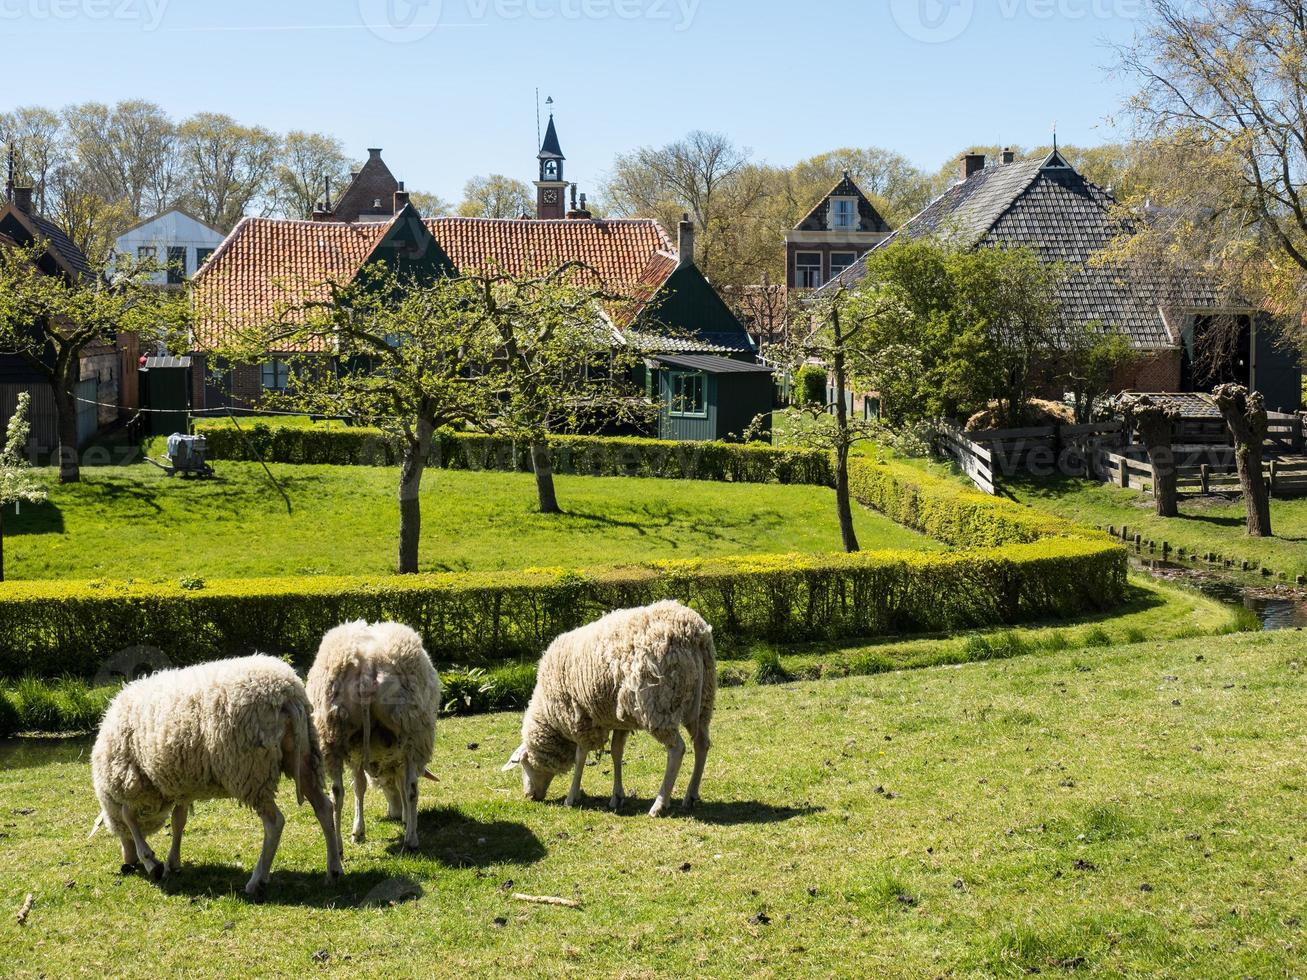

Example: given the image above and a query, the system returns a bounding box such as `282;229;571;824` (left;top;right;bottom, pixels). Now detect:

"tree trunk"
396;417;435;575
0;506;6;584
53;381;80;484
1120;395;1180;518
1214;384;1273;537
831;309;860;554
530;441;561;515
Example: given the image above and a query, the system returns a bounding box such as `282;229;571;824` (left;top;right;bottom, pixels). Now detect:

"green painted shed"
650;354;775;443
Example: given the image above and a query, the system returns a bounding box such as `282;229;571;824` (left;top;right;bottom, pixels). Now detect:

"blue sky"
3;0;1144;202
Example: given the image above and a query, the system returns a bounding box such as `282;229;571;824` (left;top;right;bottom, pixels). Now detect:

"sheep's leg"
245;802;286;898
299;764;343;883
328;757;346;856
383;779;404;821
563;744;587;808
165;803;188;874
351;765;368;844
115;812;140;873
683;723;711;810
120;805;164;881
649;731;686;818
402;761;420;850
609;730;629;811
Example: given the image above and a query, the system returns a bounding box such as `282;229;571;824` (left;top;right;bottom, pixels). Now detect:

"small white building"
114;209;225;286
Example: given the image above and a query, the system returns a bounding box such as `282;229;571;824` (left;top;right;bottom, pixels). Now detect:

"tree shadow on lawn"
386;805;546;867
5;499;65;535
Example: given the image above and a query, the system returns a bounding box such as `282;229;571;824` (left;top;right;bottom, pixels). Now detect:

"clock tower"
535;112;567;220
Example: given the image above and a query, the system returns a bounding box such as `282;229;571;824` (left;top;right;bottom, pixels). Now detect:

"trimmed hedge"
188;420;835;486
0;457;1126;680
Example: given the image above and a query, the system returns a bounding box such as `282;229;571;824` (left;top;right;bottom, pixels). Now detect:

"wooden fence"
1093;446;1307;498
936;425;996;495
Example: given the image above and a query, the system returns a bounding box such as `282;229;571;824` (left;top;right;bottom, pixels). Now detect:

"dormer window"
830;198;857;231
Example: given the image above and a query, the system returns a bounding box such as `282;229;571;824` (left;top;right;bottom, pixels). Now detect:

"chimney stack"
367;148;382;161
12;185;32;213
1001;147;1016;165
677;213;695;269
393;180;410;211
961;153;987;180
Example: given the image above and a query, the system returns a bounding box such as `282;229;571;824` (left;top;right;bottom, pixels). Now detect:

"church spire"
535;107;568;220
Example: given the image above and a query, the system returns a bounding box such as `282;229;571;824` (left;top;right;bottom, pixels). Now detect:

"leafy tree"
787;147;933;227
408;190;453;216
1117;0;1307;344
0;242;187;483
1060;323;1138;423
177;113;278;230
272;131;352;220
0;392;46;582
458;174;534;220
471;262;650;514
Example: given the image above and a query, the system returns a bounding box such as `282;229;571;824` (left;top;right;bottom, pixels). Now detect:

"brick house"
785;171;893;291
822;149;1303;414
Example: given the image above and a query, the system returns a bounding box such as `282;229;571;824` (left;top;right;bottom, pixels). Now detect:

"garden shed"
139;356;194;437
649;354;774;442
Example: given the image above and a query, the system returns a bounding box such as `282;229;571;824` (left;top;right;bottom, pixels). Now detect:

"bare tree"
1119;393;1182;517
1117;0;1307;340
62;100;177;218
1213;382;1274;536
0;106;66;215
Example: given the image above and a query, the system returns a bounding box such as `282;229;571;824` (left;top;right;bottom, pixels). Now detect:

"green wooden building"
650;354;775;442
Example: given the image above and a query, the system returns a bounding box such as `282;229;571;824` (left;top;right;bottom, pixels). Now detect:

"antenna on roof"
324;175;332;213
535;87;540;151
4;142;13;201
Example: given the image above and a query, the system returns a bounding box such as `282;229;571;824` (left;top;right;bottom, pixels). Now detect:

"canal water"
1136;558;1307;630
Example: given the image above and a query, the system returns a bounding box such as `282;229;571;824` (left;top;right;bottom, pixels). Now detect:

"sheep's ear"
502;744;526;771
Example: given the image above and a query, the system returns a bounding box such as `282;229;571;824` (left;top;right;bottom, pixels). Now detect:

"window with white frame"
795;252;823;289
137;245;157;262
830;198;858;230
829;252;858;279
669;371;707;417
261;358;291;392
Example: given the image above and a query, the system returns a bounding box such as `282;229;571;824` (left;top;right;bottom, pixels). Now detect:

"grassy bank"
3;628;1306;976
0;575;1242;735
0;464;938;581
996;475;1307;581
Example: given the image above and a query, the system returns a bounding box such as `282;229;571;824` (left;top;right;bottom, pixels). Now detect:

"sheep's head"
503;725;573;802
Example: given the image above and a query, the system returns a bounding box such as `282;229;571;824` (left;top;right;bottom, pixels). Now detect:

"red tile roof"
193;215;679;353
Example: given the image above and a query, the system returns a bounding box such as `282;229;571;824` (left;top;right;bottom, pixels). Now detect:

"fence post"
1119;456;1129;489
1269;460;1279;498
1200;463;1210;495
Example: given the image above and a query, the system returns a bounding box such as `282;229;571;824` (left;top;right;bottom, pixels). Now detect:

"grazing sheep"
90;655;342;897
307;621;441;852
503;601;716;817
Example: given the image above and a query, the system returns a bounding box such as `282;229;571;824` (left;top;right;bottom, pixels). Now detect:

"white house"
114;209;225;286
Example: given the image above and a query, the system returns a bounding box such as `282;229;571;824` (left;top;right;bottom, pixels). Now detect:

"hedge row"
189;420;835;486
0;457;1125;680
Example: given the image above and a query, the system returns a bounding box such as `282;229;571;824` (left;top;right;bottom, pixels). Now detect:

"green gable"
637;263;755;353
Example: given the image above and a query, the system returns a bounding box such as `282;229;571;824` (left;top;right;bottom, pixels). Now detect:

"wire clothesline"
72;394;380;422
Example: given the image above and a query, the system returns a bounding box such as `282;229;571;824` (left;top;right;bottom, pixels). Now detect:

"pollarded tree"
1213;383;1273;537
0;241;189;483
471;262;651;515
1118;393;1182;517
0;392;46;582
222;262;501;575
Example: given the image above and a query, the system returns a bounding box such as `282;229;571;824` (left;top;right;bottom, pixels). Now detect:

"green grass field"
999;475;1307;580
3;628;1305;977
2;464;940;581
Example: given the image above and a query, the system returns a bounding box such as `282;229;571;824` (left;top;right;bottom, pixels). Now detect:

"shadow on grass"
685;800;822;826
387;805;546;866
6;499;64;535
156;863;399;908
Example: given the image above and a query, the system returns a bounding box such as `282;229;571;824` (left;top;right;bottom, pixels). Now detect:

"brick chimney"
12;185;32;213
565;185;593;220
1001;147;1016;165
393;180;410;211
677;213;695;269
961;153;986;180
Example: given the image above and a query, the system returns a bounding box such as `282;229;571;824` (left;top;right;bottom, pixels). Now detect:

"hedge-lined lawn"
3;464;940;581
1001;475;1307;581
4;629;1306;977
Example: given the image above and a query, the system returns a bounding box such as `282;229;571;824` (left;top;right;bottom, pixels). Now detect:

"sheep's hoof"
245;880;269;903
564;795;581;809
682;795;700;812
608;794;625;812
402;836;420;851
119;862;141;876
649;798;671;818
351;829;366;844
146;861;165;883
325;866;343;885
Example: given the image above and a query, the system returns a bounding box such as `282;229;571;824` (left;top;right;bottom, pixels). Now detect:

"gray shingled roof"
822;152;1218;350
651;354;774;374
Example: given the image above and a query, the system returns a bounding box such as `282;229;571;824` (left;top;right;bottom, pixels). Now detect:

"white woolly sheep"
307;621;441;852
90;655;342;897
503;600;716;817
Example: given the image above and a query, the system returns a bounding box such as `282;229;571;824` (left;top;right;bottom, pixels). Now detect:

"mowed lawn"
3;630;1307;977
1002;475;1307;580
2;464;941;581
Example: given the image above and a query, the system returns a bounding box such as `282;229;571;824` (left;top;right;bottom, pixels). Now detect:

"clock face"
543;190;559;204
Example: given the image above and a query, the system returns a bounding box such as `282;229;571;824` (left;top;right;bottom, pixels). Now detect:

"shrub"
0;689;19;737
192;420;835;486
849;651;895;676
1083;627;1113;648
795;365;828;407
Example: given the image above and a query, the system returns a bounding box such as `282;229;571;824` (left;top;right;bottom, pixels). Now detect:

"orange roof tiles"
193;215;679;353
